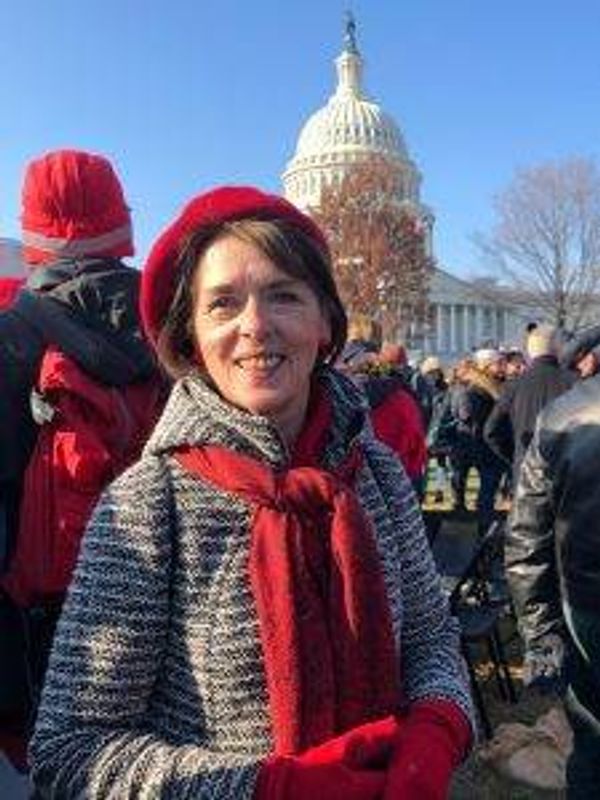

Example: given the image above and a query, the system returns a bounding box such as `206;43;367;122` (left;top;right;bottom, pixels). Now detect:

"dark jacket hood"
16;258;156;385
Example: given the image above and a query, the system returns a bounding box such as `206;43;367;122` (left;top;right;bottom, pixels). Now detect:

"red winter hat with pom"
21;149;134;265
140;185;329;348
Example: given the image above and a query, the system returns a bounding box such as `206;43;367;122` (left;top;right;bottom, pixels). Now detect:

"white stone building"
282;17;531;360
428;269;532;358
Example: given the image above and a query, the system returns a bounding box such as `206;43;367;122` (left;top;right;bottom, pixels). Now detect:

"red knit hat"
140;185;329;347
21;149;134;265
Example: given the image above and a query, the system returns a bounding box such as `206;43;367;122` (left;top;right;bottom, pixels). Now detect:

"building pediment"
430;267;504;307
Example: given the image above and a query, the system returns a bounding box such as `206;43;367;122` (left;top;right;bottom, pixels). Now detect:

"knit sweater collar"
145;365;369;470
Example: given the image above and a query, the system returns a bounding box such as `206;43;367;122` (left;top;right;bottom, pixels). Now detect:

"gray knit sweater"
30;367;473;799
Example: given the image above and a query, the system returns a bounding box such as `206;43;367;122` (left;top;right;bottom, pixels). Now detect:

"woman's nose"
239;297;271;338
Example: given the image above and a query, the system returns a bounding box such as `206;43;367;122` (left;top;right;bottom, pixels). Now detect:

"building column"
471;305;478;350
436;304;443;354
450;304;457;355
476;306;484;347
422;309;431;355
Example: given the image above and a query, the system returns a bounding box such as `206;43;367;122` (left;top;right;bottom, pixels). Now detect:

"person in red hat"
0;149;162;771
30;185;473;799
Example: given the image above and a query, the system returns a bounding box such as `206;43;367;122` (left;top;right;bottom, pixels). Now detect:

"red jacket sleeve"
370;389;427;480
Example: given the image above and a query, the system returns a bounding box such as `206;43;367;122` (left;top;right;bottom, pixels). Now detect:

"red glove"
255;716;400;800
383;700;471;800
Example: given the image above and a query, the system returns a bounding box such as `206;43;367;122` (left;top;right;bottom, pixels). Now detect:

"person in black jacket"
484;324;574;488
0;149;161;769
506;375;600;798
455;349;506;532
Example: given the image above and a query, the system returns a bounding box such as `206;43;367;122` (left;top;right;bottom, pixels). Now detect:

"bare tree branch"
478;158;600;329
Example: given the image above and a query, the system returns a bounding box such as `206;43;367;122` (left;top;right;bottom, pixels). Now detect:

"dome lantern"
335;12;363;98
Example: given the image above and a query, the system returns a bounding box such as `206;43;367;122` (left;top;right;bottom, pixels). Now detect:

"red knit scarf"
174;390;401;755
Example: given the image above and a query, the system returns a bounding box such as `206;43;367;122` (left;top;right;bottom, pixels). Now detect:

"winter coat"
0;276;24;309
422;376;450;452
0;259;158;565
454;368;504;466
439;382;472;460
484;355;575;482
358;373;427;480
506;374;600;648
30;368;473;799
410;368;434;426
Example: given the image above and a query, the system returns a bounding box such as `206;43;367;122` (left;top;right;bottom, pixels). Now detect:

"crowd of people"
338;313;600;797
0;147;598;798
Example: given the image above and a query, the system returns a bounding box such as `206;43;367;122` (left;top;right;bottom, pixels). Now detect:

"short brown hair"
156;218;347;378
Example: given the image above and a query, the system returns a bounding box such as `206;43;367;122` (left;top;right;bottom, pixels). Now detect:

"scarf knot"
265;463;357;519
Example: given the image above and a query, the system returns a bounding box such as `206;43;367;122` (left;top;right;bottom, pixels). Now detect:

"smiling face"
192;233;331;443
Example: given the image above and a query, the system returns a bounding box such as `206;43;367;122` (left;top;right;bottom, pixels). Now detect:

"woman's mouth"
235;353;285;373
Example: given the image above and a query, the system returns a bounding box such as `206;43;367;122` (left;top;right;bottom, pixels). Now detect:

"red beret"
140;185;329;348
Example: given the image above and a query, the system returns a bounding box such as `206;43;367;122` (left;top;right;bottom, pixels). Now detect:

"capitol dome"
282;17;424;215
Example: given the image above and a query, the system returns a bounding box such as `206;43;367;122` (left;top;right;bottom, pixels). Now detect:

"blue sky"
1;1;599;276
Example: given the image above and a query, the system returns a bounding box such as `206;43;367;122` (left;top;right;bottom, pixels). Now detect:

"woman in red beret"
30;186;473;799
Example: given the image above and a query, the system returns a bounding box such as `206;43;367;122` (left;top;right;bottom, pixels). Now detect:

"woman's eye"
207;296;237;313
272;290;300;304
